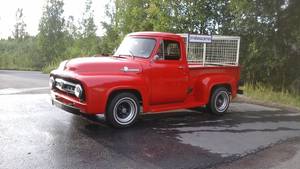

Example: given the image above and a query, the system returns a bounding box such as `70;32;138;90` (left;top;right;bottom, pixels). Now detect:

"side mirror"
153;55;160;61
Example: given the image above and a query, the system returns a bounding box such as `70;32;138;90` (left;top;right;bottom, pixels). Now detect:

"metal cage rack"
178;34;240;66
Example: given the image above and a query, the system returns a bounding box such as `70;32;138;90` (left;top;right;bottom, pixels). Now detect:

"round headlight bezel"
74;84;83;98
49;77;55;89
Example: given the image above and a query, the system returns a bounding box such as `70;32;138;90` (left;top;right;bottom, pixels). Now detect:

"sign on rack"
189;34;212;43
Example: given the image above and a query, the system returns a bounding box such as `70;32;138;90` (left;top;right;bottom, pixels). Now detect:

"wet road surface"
1;70;300;169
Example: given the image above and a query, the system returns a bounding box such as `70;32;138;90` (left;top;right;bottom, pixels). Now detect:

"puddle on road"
173;121;300;157
159;103;300;158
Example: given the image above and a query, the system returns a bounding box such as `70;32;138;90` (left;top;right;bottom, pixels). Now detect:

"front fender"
81;74;149;114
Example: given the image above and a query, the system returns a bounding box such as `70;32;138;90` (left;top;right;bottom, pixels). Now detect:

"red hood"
64;56;142;75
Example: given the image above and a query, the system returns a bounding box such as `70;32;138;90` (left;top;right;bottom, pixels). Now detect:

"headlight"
74;84;83;98
49;77;55;89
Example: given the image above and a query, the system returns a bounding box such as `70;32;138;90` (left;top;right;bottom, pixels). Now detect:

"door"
150;39;189;105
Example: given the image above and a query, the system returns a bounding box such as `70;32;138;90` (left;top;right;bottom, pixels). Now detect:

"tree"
101;0;232;52
225;0;300;93
100;2;122;54
81;0;97;38
37;0;66;68
65;16;79;39
162;0;229;34
12;8;28;40
276;0;300;92
75;0;100;55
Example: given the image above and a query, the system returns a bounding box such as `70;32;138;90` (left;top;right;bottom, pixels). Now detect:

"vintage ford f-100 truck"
50;32;242;127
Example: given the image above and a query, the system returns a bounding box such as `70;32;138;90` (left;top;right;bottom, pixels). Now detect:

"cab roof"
128;32;182;39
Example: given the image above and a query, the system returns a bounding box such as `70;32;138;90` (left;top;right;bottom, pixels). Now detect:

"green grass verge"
244;83;300;109
42;62;59;73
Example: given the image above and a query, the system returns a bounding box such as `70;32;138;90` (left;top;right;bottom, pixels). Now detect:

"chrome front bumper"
51;98;81;115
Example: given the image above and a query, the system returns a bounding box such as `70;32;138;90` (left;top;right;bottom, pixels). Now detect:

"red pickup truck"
50;32;242;128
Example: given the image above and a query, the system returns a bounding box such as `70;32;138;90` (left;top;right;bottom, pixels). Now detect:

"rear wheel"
106;92;140;128
206;87;230;115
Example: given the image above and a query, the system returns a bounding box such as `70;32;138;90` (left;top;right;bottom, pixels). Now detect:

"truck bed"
188;63;240;93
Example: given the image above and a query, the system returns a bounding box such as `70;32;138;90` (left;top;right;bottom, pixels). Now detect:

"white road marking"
0;87;49;95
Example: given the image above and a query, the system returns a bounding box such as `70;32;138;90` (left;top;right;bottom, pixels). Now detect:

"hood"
64;56;142;75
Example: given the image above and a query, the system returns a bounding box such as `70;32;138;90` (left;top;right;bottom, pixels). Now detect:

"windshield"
114;37;156;58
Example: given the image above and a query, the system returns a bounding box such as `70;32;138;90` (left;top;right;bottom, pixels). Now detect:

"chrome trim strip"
120;66;140;72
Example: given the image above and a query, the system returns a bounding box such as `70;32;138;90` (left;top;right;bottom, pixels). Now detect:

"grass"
42;62;59;73
244;83;300;109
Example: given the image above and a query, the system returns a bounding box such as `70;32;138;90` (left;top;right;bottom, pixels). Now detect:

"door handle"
178;66;184;69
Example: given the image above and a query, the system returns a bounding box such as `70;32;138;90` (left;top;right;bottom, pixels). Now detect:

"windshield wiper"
127;49;135;60
113;49;135;59
113;54;127;59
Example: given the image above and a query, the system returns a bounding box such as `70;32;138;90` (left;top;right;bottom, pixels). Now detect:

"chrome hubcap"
113;97;137;125
215;91;229;112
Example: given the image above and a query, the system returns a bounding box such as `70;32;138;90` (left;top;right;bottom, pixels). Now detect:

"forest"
0;0;299;97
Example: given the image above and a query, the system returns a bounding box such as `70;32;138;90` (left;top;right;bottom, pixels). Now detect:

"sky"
0;0;111;39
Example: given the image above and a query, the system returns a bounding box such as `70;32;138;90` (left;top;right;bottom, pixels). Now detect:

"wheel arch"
208;83;232;103
207;84;231;115
197;75;236;104
210;84;232;95
105;87;146;112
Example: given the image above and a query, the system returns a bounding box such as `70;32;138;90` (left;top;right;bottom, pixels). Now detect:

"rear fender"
195;75;237;104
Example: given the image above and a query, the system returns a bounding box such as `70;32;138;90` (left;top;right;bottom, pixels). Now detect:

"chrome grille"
55;78;76;95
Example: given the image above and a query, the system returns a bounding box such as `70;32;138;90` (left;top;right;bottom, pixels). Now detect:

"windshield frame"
114;36;157;59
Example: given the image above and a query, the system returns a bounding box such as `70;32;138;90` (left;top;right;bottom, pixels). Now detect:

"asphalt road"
1;70;300;169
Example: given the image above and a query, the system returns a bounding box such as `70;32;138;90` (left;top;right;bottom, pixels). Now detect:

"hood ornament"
121;66;140;73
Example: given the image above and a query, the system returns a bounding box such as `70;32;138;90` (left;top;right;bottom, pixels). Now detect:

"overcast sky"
0;0;111;39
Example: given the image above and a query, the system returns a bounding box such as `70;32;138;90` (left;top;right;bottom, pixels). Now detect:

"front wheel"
106;92;140;128
206;87;230;115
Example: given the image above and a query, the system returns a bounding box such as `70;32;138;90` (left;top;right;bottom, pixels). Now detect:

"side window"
157;40;181;60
